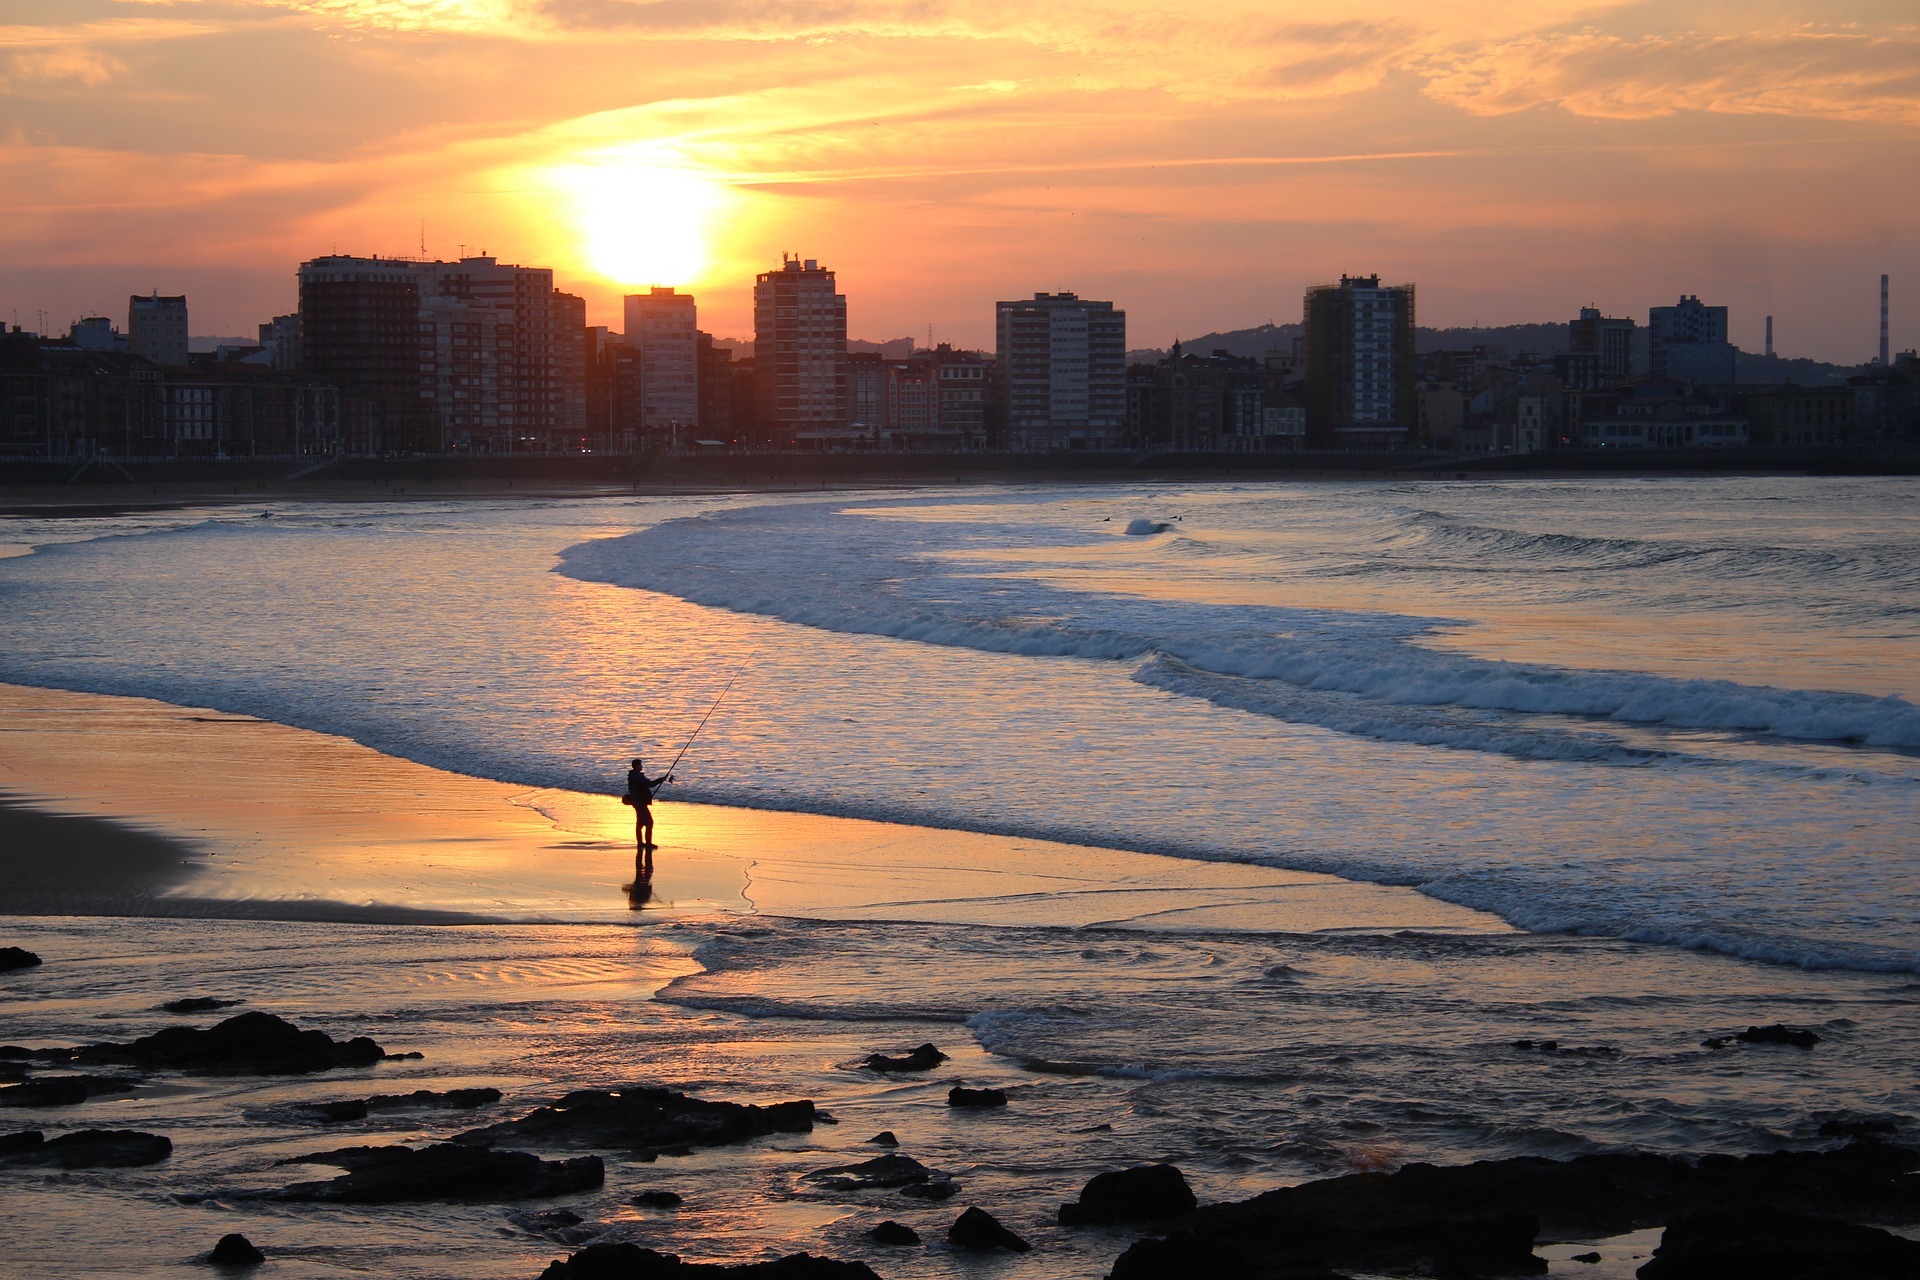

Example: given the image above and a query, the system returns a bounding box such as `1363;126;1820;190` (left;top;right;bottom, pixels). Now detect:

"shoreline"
0;682;1505;937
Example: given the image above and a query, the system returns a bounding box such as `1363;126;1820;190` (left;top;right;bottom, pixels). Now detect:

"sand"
0;682;1506;936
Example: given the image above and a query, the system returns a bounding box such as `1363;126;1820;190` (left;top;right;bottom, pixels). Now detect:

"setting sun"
547;150;732;290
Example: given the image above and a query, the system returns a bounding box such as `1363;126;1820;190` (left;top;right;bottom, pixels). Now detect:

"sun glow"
547;150;731;289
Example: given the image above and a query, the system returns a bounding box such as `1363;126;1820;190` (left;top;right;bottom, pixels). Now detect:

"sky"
1;0;1915;361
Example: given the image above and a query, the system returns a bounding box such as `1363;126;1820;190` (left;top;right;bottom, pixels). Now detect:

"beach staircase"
282;456;342;482
62;457;135;486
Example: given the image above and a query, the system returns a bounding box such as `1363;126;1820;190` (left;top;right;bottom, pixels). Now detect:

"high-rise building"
624;287;699;444
1301;274;1416;446
1648;295;1729;378
754;256;848;444
128;293;189;366
994;292;1126;450
1566;306;1635;389
297;256;426;452
415;256;566;448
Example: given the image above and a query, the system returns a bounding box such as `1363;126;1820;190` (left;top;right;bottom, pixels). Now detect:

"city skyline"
2;1;1914;363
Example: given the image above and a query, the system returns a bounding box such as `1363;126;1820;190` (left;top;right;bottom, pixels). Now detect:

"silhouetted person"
623;756;672;870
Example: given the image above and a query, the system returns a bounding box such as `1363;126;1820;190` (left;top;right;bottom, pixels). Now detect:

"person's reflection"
625;864;654;910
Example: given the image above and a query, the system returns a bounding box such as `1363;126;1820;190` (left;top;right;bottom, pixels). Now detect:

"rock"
162;997;243;1015
453;1086;814;1158
948;1206;1032;1253
0;1128;172;1167
1820;1117;1898;1139
0;947;42;972
271;1142;603;1203
1107;1143;1920;1280
510;1208;585;1234
537;1242;882;1278
899;1180;958;1201
861;1043;947;1073
310;1099;369;1123
368;1086;501;1111
631;1190;684;1208
0;1075;137;1108
866;1131;898;1146
33;1012;388;1076
868;1220;919;1246
1571;1252;1602;1264
204;1233;265;1266
1638;1209;1920;1279
1735;1024;1821;1049
1060;1163;1197;1225
947;1086;1006;1108
804;1153;934;1191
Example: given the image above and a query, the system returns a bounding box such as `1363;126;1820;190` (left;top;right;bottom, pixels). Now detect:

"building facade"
754;256;848;444
1301;275;1417;447
1648;295;1730;379
624;288;699;445
995;292;1126;450
128;293;189;367
1566;307;1635;389
297;256;427;453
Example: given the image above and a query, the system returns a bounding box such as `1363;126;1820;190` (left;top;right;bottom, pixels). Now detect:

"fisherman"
623;756;673;870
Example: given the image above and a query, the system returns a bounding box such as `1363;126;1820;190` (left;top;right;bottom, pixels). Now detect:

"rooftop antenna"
419;220;427;259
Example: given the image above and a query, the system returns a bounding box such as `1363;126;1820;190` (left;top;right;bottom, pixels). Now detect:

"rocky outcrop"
946;1087;1006;1108
1638;1208;1920;1279
804;1153;935;1191
161;998;243;1015
867;1220;919;1246
1059;1164;1196;1225
0;1075;137;1108
1703;1024;1822;1050
271;1142;602;1203
861;1044;946;1073
306;1086;502;1122
948;1206;1032;1253
454;1087;814;1158
0;947;41;972
1109;1143;1920;1280
0;1128;171;1167
15;1012;386;1076
203;1233;265;1266
536;1243;882;1278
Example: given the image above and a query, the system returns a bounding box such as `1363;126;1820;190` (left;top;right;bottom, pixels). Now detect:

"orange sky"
2;0;1915;361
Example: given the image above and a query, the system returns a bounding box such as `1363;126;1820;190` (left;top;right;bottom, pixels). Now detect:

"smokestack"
1882;274;1891;366
1765;315;1774;360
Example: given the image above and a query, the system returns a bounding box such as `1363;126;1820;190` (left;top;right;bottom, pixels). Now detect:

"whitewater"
0;477;1914;973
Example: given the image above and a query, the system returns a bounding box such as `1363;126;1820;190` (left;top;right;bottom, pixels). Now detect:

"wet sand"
0;683;1507;936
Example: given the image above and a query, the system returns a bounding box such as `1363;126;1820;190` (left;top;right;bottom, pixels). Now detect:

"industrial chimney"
1765;316;1774;360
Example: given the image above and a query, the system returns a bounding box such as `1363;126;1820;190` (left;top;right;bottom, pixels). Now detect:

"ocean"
1;476;1917;1278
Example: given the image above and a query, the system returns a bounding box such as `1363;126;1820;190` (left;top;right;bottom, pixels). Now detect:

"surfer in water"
623;757;672;871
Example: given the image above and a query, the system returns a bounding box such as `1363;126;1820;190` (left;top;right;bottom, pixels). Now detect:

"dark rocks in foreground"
804;1153;935;1191
948;1206;1032;1253
454;1086;815;1158
867;1220;919;1246
946;1086;1006;1108
1060;1163;1197;1225
1703;1024;1822;1050
538;1243;881;1278
20;1012;386;1075
271;1142;602;1203
1110;1142;1920;1280
861;1043;947;1073
0;1128;172;1167
1639;1208;1920;1279
0;1074;138;1108
307;1086;503;1122
162;997;244;1015
203;1233;265;1266
0;947;41;972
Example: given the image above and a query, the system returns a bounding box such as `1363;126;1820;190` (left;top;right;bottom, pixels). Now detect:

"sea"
1;476;1917;1279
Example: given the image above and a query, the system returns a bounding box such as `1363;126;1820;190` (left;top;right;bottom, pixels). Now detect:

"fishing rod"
664;665;745;778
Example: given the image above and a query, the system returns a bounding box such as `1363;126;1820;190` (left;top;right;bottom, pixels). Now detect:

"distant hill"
1127;321;1572;365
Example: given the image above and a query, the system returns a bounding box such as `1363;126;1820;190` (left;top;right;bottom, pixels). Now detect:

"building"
1564;307;1635;389
1648;295;1731;379
624;288;699;446
128;293;189;367
68;318;128;353
1742;386;1855;446
257;314;301;371
754;256;849;445
1301;275;1416;447
414;256;574;450
1576;379;1748;448
995;292;1126;450
554;291;588;444
297;256;426;453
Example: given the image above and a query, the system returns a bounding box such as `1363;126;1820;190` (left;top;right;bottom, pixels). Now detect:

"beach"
3;478;1918;1278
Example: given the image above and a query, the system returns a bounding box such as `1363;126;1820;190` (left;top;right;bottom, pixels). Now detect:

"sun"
548;148;731;289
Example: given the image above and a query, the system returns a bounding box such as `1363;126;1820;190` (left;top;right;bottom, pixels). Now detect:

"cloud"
1;49;128;91
1422;26;1920;123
